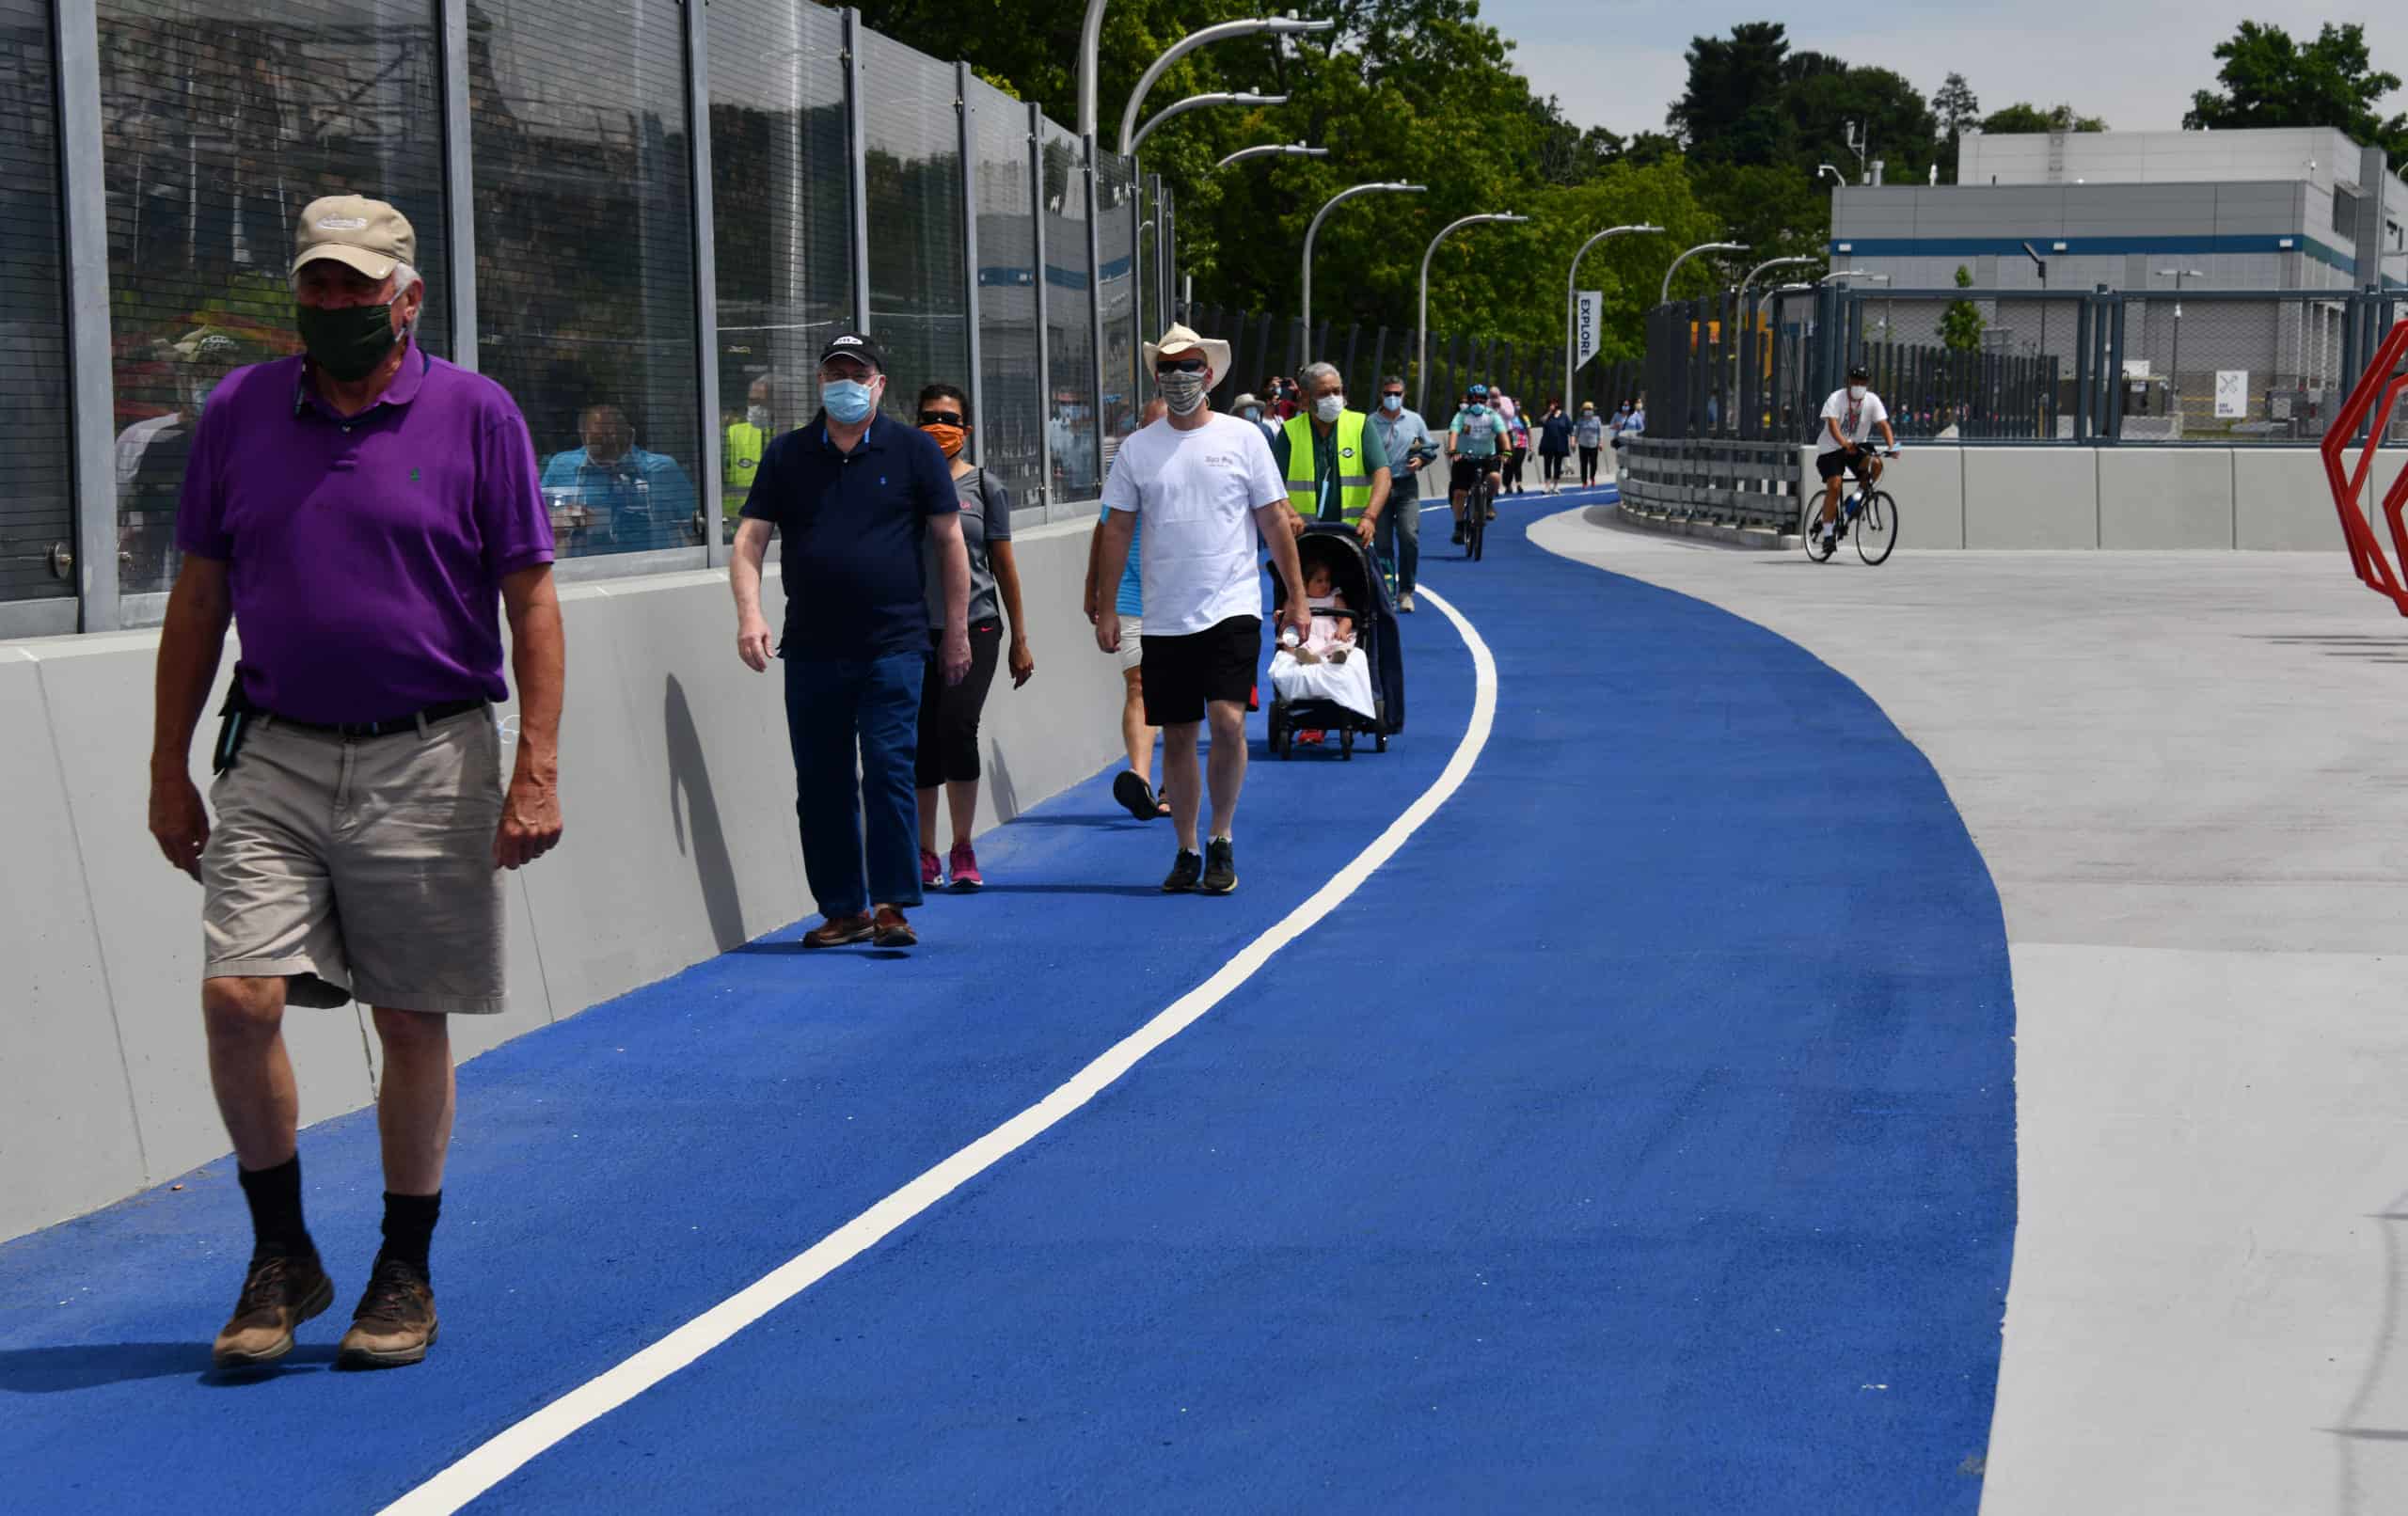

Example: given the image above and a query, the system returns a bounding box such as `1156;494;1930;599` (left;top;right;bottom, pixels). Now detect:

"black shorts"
1450;456;1496;494
1141;615;1260;726
1816;448;1874;482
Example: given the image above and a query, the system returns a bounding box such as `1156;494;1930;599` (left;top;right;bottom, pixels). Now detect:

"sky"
1483;1;2406;141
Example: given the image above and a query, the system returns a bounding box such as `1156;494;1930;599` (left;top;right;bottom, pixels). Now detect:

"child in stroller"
1267;526;1397;759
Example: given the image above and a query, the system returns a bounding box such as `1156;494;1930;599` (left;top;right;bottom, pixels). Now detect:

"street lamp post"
1128;90;1285;154
1112;16;1331;157
1303;181;1424;343
1659;240;1748;305
1418;212;1530;413
1214;141;1327;170
1728;255;1818;437
2152;266;2205;420
1561;224;1664;413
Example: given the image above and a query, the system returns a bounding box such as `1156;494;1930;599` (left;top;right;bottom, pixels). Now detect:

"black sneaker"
1450;522;1466;545
1201;838;1238;895
1163;848;1204;892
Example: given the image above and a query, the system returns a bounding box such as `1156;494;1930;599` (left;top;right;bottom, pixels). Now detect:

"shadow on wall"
988;736;1022;824
664;674;746;952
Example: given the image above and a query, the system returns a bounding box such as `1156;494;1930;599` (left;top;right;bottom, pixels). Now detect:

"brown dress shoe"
337;1255;438;1369
802;911;875;949
212;1248;335;1367
872;905;916;947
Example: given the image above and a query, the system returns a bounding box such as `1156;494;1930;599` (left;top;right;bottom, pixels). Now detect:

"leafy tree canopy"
2183;21;2408;159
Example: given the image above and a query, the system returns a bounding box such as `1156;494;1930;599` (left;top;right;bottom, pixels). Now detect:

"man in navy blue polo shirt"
731;333;971;949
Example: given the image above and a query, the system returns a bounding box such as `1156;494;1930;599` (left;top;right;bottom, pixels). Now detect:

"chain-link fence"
2;0;1194;635
1645;280;2402;449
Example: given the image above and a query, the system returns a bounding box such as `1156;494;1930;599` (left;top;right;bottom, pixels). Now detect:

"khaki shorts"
202;708;508;1015
1115;614;1145;672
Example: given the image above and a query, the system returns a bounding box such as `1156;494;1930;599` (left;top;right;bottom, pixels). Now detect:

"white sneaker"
1398;592;1416;613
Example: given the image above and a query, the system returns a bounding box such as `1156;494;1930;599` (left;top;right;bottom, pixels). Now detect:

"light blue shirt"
1098;500;1142;617
1370;404;1435;483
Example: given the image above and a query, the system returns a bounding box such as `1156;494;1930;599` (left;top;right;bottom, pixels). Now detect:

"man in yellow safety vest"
722;374;788;535
1271;360;1390;546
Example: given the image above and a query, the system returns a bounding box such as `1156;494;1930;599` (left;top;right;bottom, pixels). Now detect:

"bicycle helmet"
1467;383;1488;398
1846;363;1870;383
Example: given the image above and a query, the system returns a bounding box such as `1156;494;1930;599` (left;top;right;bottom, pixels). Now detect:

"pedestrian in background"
1575;401;1605;486
1087;397;1174;821
149;194;564;1372
912;382;1033;892
1368;373;1434;611
1537;398;1572;494
731;332;972;951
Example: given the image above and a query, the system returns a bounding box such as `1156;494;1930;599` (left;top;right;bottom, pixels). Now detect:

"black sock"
378;1192;442;1280
237;1155;313;1258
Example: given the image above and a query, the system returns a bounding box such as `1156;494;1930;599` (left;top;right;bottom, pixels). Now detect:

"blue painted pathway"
0;481;2014;1512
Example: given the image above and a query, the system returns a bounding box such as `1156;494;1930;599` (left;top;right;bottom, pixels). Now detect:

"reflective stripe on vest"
1281;410;1373;523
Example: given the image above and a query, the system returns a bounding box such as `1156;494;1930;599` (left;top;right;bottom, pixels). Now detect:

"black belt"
265;697;490;740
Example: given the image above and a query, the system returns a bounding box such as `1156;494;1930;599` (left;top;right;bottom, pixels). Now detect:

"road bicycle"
1461;463;1498;562
1805;449;1899;566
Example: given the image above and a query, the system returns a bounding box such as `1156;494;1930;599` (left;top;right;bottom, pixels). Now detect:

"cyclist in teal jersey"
1445;383;1506;545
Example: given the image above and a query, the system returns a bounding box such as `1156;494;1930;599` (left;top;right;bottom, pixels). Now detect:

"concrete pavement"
1532;507;2408;1515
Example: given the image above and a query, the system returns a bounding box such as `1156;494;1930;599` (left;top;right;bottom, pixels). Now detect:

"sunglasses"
918;410;965;427
1154;358;1208;374
1380;391;1404;400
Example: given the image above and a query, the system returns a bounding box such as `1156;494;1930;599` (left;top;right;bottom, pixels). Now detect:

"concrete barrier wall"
1781;447;2347;551
0;519;1125;1242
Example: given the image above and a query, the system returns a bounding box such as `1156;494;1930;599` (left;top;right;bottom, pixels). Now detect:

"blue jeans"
1374;475;1419;594
784;652;926;918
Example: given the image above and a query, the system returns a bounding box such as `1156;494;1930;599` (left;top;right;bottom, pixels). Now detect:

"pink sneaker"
920;849;945;891
948;842;983;892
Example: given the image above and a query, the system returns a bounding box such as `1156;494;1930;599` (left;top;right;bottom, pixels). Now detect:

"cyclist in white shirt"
1814;363;1897;554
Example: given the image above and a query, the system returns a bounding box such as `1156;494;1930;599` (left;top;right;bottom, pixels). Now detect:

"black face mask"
296;302;399;383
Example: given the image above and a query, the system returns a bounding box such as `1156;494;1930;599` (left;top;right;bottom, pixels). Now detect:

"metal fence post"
957;62;984;466
683;0;723;562
2101;292;2128;445
1027;102;1051;512
56;0;118;631
437;0;479;373
842;9;872;333
1082;134;1104;490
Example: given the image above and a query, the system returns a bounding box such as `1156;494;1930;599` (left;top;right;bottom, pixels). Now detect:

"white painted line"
380;586;1499;1516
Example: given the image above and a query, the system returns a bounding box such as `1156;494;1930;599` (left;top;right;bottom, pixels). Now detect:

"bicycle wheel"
1471;481;1491;561
1805;513;1837;561
1855;490;1897;565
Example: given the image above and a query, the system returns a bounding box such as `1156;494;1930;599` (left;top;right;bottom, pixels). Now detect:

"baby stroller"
1266;524;1407;760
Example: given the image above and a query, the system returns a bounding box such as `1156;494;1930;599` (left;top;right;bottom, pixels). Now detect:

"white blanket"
1271;646;1376;720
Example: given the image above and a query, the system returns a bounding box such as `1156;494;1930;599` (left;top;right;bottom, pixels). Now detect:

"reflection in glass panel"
708;0;848;537
1094;148;1136;469
968;80;1039;512
99;0;450;596
860;32;965;430
472;0;700;560
1039;122;1095;502
0;0;73;607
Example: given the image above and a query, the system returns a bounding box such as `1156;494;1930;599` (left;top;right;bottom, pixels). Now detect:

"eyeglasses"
1154;358;1208;374
918;411;964;427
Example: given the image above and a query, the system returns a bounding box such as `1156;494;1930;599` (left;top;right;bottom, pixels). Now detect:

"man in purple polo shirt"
147;195;565;1372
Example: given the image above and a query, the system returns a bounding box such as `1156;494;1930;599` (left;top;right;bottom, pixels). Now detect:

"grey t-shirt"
925;465;1013;630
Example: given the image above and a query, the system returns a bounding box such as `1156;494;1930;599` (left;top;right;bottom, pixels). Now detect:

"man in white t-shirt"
1094;324;1310;897
1813;362;1897;554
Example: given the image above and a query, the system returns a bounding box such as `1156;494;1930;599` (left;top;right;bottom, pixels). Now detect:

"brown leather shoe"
336;1255;437;1370
802;911;875;949
872;905;916;947
212;1248;335;1367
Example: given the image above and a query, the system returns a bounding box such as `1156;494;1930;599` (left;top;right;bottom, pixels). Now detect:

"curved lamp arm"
1301;182;1424;338
1115;16;1331;156
1416;213;1531;414
1659;241;1748;305
1129;91;1286;155
1214;141;1329;170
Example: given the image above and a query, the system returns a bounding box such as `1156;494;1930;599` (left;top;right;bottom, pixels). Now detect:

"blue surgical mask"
1381;394;1402;413
1466;403;1486;417
1243;406;1260;421
824;379;876;425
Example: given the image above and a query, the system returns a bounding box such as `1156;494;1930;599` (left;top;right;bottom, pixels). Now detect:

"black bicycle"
1463;461;1497;561
1805;449;1899;566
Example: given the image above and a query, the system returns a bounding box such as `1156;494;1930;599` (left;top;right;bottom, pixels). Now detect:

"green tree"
1979;103;2108;134
2183;21;2408;158
1941;265;1985;353
1933;71;1978;182
1668;21;1795;166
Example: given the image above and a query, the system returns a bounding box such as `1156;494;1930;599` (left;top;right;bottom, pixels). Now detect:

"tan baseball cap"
292;195;415;281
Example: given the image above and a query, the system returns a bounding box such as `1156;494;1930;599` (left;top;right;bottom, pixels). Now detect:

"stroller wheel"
1375;731;1387;753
